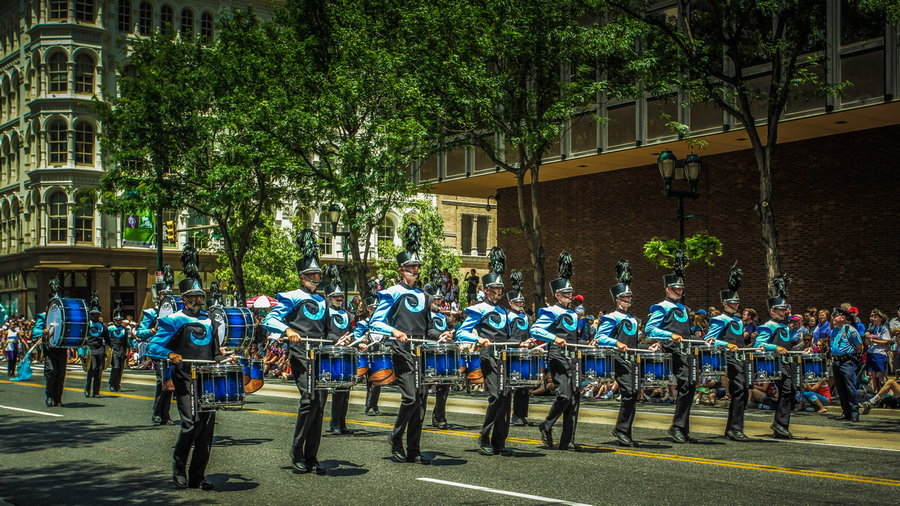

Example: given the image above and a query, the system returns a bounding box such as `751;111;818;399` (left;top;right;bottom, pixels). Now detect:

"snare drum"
210;306;257;349
505;348;546;388
419;342;461;384
46;297;90;348
799;353;828;384
579;348;616;383
314;346;358;390
158;295;184;319
694;346;726;379
366;351;396;386
751;351;782;382
461;352;485;384
240;358;265;393
194;363;245;411
638;352;674;386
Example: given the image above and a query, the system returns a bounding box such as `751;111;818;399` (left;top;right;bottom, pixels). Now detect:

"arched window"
200;12;214;40
48;120;67;165
180;9;193;37
48;52;68;93
138;2;152;35
318;212;333;255
378;217;395;244
48;192;68;243
75;0;94;23
74;196;93;244
50;0;68;21
74;53;94;94
118;0;132;33
160;5;174;33
75;121;94;165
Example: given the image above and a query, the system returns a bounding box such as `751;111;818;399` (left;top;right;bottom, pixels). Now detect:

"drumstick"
181;359;217;363
681;339;711;344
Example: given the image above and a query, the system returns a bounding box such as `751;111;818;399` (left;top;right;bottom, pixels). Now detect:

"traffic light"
165;220;176;242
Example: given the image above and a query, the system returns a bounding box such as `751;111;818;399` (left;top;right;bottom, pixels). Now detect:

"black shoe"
92;394;102;398
291;461;310;473
725;430;750;442
559;443;581;452
188;479;214;490
538;423;554;448
495;447;513;456
173;462;188;488
366;409;382;416
828;414;849;421
770;423;793;439
479;444;495;456
46;397;55;407
847;414;859;422
311;465;327;475
406;454;431;465
510;416;527;426
151;415;163;425
612;429;636;447
389;436;406;461
339;428;355;435
85;391;91;398
668;427;687;444
432;421;449;429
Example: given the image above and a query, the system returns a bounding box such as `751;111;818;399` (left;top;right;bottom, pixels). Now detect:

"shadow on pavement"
320;460;369;476
0;414;158;454
425;451;467;466
206;473;259;492
211;435;274;447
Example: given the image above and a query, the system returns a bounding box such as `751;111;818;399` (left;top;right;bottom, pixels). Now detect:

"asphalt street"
1;367;899;506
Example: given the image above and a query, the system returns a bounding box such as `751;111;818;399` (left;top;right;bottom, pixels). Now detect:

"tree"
98;20;297;303
214;220;301;297
604;0;891;294
400;0;645;307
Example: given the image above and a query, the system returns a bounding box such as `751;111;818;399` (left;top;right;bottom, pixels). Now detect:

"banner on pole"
123;211;155;247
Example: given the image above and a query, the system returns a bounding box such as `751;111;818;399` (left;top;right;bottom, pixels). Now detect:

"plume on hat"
403;223;421;253
727;261;742;292
772;273;791;299
296;228;319;260
366;278;379;295
488;247;505;275
673;249;686;280
429;267;442;286
324;264;341;285
49;276;60;299
615;259;632;285
209;281;221;305
163;264;175;288
181;245;201;281
557;252;573;280
510;270;523;291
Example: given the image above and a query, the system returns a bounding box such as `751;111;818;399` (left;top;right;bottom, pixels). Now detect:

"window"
606;103;636;147
138;2;152;35
160;5;174;33
75;0;94;22
318;212;333;255
48;192;67;243
118;0;131;33
200;12;213;40
181;9;193;37
49;52;68;93
75;121;94;165
50;0;68;20
74;197;93;244
460;214;489;256
48;120;67;164
74;54;94;94
377;217;395;245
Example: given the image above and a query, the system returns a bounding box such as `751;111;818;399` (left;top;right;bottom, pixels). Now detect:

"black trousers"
480;356;511;448
614;356;638;436
725;354;749;433
391;352;425;456
427;384;450;424
85;352;105;395
669;349;695;432
172;371;216;484
44;347;68;403
512;388;530;419
5;349;16;376
541;355;580;447
832;358;859;419
365;382;381;412
330;390;350;431
153;360;173;422
109;348;126;389
289;351;329;465
773;360;797;428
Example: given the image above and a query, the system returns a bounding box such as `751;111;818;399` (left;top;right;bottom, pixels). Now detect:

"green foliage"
214;221;301;297
643;234;724;269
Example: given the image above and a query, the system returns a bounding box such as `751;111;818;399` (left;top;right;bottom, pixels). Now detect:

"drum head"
210;307;228;346
158;295;180;318
46;300;64;346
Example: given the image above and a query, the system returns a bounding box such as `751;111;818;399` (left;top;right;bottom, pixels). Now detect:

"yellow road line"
4;379;898;487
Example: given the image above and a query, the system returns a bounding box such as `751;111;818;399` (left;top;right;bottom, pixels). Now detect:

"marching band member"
84;293;109;399
107;301;129;392
324;265;355;436
593;260;651;447
42;278;68;407
644;253;696;444
828;307;864;422
506;271;532;426
530;252;581;451
370;223;432;465
456;248;513;456
146;264;222;491
755;275;800;439
426;269;453;429
262;230;330;475
137;267;175;425
706;263;750;441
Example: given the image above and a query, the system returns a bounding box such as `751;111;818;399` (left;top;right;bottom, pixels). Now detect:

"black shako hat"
481;247;505;288
610;259;633;301
549;252;574;294
396;223;422;267
179;245;205;297
720;261;742;304
507;271;525;303
767;274;790;310
295;229;322;275
663;250;686;289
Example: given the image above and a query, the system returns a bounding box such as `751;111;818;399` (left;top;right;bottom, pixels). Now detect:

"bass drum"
210;306;256;349
45;297;90;348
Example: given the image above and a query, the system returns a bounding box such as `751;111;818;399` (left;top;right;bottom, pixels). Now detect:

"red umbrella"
246;295;278;309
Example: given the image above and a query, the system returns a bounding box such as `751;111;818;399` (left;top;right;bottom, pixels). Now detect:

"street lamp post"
657;150;702;247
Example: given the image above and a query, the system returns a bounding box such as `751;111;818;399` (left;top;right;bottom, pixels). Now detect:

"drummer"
530;252;581;451
426;273;453;430
323;268;355;436
506;271;533;427
706;264;750;441
754;275;801;439
593;260;656;447
108;302;130;392
146;276;223;490
369;223;432;465
644;255;696;444
137;272;175;425
41;278;68;407
456;248;513;456
84;293;109;399
261;229;330;475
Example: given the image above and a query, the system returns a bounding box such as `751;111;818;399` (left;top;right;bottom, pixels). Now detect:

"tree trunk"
219;225;247;306
515;167;546;309
753;145;781;297
347;228;369;301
